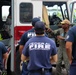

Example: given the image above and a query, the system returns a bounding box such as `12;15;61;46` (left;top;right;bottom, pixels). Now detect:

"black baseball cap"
32;17;40;26
35;21;45;31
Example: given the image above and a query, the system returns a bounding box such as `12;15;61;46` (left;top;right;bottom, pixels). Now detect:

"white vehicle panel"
14;0;42;26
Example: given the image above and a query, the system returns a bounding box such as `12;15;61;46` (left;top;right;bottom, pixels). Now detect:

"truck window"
20;3;33;23
72;3;76;23
43;2;68;26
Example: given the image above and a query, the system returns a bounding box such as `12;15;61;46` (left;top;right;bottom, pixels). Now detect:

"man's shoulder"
22;29;34;35
27;28;34;32
25;36;35;44
0;42;4;46
70;26;76;30
24;28;33;33
69;26;76;34
0;42;5;48
72;25;76;28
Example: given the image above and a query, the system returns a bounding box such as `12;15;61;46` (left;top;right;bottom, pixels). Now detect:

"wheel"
7;54;11;75
15;50;21;75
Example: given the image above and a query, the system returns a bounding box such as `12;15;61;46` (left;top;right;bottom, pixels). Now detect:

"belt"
30;68;52;73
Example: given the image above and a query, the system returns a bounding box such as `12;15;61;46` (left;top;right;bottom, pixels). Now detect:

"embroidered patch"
66;35;69;39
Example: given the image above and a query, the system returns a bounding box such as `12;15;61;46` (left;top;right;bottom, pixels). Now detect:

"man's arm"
1;42;8;59
19;33;26;54
50;39;58;63
66;41;72;64
19;45;24;54
65;28;74;64
3;52;8;59
21;42;29;62
50;54;57;63
57;35;65;40
21;54;28;62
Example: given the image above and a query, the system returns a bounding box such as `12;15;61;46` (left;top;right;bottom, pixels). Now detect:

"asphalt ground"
52;67;67;75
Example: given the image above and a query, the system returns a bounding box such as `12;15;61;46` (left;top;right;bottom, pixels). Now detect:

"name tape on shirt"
29;42;51;50
27;32;36;38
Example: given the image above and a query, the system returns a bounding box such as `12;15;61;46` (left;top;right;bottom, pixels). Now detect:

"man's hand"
57;36;65;40
45;28;53;33
50;54;57;63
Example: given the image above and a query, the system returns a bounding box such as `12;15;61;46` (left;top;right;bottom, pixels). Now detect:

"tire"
15;50;21;75
7;54;11;75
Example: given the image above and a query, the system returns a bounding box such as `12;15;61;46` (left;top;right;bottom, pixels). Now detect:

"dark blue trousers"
28;71;51;75
22;62;28;75
69;60;76;75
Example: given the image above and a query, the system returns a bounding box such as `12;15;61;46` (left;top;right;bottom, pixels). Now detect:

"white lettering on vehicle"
29;42;50;50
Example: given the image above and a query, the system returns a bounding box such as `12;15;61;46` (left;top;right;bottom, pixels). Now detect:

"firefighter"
0;42;8;75
19;17;40;75
56;19;70;75
21;21;57;75
66;25;76;75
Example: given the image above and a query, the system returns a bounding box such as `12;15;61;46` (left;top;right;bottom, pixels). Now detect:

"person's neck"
36;34;45;36
64;28;69;32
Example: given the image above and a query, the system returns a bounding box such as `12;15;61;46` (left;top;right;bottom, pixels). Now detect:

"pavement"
52;67;67;75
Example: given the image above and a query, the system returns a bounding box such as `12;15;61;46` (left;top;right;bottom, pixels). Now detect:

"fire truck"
0;0;75;74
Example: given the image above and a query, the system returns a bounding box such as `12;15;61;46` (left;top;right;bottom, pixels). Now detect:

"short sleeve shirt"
66;26;76;59
0;42;7;69
19;28;35;45
22;36;57;70
19;28;48;45
58;28;67;48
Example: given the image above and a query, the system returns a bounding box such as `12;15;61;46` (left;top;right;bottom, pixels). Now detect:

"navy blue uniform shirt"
66;26;76;59
0;42;7;70
19;28;48;45
22;36;57;71
19;28;35;45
